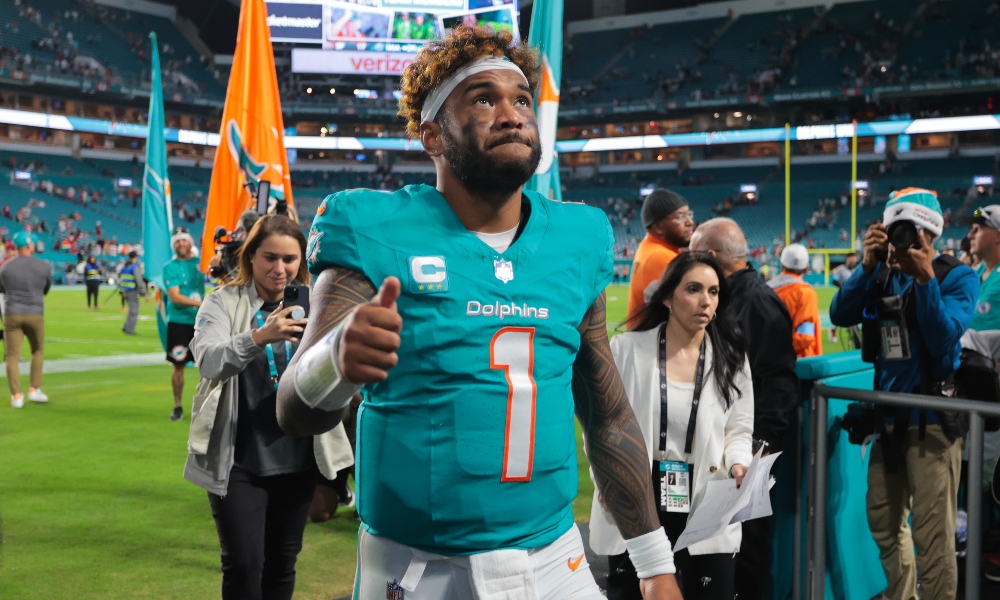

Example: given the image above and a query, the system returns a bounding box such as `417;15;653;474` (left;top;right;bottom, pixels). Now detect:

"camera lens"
888;220;919;249
285;287;298;301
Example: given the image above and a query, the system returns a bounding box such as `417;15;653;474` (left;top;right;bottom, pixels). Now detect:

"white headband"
420;56;529;123
171;232;195;248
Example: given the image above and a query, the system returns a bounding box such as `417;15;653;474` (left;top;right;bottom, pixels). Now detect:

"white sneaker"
27;389;48;403
11;394;23;408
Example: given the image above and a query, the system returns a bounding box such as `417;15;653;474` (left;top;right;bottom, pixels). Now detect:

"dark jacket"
727;265;800;452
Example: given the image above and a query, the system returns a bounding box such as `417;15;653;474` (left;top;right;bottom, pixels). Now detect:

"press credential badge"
659;461;691;513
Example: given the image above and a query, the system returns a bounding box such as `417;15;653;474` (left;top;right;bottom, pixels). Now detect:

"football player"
277;26;681;600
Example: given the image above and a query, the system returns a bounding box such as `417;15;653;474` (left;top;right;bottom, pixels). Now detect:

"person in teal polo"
163;227;203;421
964;206;1000;583
969;205;1000;331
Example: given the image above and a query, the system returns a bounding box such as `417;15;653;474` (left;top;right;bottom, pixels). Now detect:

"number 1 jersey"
307;184;614;555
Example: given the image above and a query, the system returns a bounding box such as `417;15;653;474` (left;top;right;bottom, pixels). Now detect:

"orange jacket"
627;234;680;326
768;272;822;358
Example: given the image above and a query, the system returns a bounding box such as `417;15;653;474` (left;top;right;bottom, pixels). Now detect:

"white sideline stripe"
0;353;165;377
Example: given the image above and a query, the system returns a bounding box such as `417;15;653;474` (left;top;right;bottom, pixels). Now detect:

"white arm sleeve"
624;527;676;578
292;317;362;412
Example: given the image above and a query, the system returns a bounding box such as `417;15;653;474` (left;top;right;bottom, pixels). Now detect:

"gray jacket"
183;281;353;496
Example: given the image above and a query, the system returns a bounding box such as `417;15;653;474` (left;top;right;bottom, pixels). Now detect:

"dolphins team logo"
226;119;286;202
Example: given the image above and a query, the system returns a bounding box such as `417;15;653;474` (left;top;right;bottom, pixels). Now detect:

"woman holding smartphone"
589;252;754;600
185;214;353;600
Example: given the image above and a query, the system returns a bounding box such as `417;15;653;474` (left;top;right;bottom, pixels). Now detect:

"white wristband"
624;527;676;578
293;317;362;412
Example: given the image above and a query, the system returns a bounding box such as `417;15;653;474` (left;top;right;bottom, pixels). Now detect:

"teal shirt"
971;262;1000;331
162;257;204;325
307;184;614;555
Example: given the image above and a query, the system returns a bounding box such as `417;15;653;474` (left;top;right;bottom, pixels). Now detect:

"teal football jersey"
307;184;614;555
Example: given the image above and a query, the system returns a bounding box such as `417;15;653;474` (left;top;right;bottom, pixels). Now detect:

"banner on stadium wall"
291;48;415;75
265;2;324;43
202;0;294;273
142;32;173;351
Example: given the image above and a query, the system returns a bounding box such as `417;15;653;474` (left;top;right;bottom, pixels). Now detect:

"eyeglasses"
670;210;695;222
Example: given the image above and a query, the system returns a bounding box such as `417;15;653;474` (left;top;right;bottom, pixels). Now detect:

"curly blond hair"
398;26;540;139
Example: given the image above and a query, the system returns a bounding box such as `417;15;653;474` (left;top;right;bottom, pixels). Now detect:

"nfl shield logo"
386;580;404;600
494;259;514;284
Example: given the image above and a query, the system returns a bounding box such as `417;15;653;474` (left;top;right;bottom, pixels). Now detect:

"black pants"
208;466;318;600
86;281;100;307
733;515;771;600
606;511;736;600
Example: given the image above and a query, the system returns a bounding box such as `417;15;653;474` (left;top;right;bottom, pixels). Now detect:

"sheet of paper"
731;451;780;523
672;448;781;552
672;478;745;552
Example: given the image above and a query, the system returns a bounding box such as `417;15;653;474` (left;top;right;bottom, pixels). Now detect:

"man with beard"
163;227;203;421
276;26;681;600
626;189;693;324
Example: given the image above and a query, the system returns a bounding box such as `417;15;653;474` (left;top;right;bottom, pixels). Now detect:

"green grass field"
0;285;840;599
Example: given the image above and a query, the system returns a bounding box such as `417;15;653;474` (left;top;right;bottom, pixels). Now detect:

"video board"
267;0;517;56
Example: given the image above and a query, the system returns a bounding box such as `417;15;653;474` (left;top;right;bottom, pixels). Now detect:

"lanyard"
658;323;707;456
254;310;294;390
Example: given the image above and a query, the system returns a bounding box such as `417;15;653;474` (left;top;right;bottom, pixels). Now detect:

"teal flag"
525;0;563;200
143;32;174;351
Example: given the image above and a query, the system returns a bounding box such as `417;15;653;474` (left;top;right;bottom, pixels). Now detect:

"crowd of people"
558;2;1000;110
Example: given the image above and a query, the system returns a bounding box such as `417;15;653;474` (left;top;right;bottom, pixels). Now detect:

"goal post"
786;121;859;286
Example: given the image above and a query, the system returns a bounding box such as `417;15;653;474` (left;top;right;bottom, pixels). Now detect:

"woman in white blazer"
590;252;754;600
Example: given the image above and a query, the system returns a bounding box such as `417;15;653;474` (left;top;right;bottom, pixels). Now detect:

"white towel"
468;548;537;600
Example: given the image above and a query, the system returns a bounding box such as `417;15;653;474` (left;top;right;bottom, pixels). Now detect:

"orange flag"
200;0;293;272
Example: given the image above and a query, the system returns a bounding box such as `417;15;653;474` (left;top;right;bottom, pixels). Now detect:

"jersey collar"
419;184;548;265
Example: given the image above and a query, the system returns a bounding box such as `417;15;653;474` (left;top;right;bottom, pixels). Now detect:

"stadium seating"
559;0;1000;109
0;140;992;274
696;8;816;96
0;0;224;100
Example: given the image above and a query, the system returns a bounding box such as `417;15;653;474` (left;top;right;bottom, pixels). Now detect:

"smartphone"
283;284;310;340
256;179;271;214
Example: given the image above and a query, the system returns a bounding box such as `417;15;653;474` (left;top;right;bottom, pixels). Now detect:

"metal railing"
807;384;1000;600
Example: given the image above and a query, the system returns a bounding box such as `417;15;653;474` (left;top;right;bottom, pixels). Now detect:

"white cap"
781;244;809;271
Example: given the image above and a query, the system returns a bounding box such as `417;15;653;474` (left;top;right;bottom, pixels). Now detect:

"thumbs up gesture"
338;276;403;384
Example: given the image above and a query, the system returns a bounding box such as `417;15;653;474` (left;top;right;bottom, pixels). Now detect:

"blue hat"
883;187;944;239
11;231;34;249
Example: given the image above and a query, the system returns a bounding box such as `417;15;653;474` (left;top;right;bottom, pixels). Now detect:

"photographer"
184;215;353;600
829;188;978;600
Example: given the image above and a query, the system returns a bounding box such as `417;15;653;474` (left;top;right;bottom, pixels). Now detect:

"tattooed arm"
572;291;659;538
574;293;682;599
276;266;379;436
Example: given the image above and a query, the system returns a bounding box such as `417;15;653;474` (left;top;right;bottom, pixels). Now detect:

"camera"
887;220;922;250
840;402;878;445
210;226;243;279
209;178;286;279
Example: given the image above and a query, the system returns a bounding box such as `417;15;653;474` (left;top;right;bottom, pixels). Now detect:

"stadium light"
733;112;743;118
329;88;335;94
5;107;1000;154
306;87;312;94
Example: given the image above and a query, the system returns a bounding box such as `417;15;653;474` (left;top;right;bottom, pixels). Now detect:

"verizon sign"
291;48;415;76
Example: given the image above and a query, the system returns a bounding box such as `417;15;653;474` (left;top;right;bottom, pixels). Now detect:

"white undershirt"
658;378;696;463
473;223;520;254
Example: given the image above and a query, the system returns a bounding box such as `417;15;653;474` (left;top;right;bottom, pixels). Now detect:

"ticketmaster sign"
266;2;324;43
